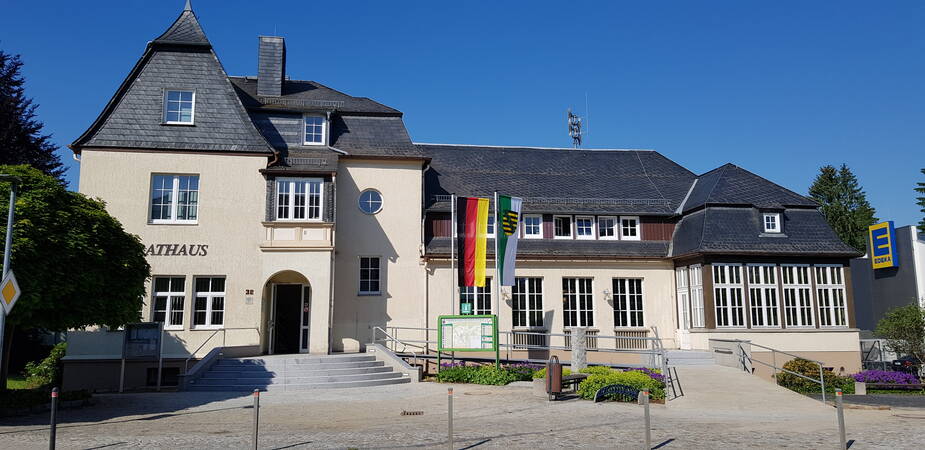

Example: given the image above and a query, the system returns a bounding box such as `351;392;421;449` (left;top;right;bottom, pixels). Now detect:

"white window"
523;214;542;239
163;90;194;124
152;277;185;330
563;278;594;327
690;264;705;328
575;216;595;239
620;216;640;240
512;277;543;328
276;178;322;221
815;265;848;327
553;216;572;239
193;277;225;328
675;267;691;329
713;264;745;327
763;213;781;233
150;174;199;224
460;278;491;315
598;216;618;240
747;264;780;328
359;257;381;295
613;278;644;327
303;115;326;145
782;265;814;327
358;189;383;215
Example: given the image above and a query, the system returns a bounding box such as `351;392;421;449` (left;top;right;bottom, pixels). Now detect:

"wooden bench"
559;373;589;392
867;383;924;391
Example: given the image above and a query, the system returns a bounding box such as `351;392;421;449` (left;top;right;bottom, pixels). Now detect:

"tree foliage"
916;168;925;233
0;50;64;179
808;164;877;252
875;304;925;366
0;165;149;330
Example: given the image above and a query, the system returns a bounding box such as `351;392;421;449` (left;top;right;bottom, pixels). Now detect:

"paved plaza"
1;366;924;449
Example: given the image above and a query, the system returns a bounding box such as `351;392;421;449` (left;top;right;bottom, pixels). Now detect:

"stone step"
209;360;386;371
187;376;411;392
201;365;394;379
193;371;403;385
217;354;377;366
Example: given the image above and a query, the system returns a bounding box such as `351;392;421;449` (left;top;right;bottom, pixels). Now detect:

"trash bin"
546;355;562;401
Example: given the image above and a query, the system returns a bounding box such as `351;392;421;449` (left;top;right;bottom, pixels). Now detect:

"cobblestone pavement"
1;366;924;449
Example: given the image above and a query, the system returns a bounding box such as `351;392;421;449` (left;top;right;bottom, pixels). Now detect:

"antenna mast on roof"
567;108;583;148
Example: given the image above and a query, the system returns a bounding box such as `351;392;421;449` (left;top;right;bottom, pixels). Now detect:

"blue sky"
2;1;923;226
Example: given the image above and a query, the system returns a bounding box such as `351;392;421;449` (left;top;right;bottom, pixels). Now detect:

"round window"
358;189;383;214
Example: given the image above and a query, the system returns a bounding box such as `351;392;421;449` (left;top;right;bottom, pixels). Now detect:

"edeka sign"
868;221;899;270
144;243;209;257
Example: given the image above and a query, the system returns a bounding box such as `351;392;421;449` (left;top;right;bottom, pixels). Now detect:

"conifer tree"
808;164;878;252
0;49;64;179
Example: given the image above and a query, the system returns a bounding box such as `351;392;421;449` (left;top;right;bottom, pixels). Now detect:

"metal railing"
713;338;828;404
183;327;261;374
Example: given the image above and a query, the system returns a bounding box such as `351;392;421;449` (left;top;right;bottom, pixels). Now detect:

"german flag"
456;197;490;287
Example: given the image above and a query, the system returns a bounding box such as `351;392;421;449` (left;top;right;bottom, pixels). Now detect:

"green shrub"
532;367;572;379
579;366;614;376
577;370;665;402
23;342;67;388
776;358;855;394
437;363;535;385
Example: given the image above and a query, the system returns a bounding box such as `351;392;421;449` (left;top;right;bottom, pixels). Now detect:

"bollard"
639;390;651;450
252;389;260;450
836;389;846;450
49;387;58;450
447;388;454;450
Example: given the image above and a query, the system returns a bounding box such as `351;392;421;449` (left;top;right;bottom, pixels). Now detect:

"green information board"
437;315;499;370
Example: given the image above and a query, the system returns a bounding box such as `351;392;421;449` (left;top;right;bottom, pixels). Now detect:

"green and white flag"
497;195;523;286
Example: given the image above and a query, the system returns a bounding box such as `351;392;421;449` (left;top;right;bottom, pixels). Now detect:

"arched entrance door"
266;271;312;354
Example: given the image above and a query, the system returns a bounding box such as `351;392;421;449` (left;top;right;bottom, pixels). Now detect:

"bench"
867;383;924;391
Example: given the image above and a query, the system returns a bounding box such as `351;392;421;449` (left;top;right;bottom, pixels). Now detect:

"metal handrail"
713;338;827;404
182;327;261;374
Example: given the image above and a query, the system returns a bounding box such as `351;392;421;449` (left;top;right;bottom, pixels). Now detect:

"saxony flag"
497;195;522;286
456;197;490;287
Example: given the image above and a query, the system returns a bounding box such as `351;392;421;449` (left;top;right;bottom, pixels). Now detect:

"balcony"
261;221;334;250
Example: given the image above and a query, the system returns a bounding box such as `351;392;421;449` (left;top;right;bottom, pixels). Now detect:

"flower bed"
532;366;665;402
436;362;540;385
852;370;920;385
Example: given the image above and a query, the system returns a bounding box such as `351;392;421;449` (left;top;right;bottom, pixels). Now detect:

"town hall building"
62;4;863;389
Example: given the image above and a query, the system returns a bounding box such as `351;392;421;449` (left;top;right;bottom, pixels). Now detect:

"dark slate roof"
425;237;669;259
670;207;860;257
70;7;272;154
330;116;423;158
229;77;400;115
682;164;817;213
420;144;696;215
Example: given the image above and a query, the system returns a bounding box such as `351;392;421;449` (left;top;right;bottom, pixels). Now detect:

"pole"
447;387;454;450
0;179;17;378
450;194;456;315
493;192;501;370
156;325;164;392
49;387;58;450
836;389;846;450
640;390;651;450
252;389;260;450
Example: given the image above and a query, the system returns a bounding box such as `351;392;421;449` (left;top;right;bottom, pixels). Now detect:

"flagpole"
450;194;456;315
493;192;500;317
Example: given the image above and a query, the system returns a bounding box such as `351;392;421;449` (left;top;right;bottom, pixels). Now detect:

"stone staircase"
186;353;412;391
666;350;716;366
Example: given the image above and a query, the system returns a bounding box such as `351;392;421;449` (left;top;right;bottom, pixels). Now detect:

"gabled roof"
681;163;817;212
420;144;696;215
69;5;273;155
230;77;401;115
671;207;859;258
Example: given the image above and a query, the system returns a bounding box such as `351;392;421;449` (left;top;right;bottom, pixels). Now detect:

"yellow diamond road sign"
1;271;21;315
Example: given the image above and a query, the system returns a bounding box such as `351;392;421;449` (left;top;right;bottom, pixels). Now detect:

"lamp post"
0;174;19;378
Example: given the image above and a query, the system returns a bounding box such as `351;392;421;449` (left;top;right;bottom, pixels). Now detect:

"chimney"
257;36;285;97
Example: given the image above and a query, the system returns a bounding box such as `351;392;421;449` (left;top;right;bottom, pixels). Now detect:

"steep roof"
420;144;696;215
671;207;859;258
425;237;669;259
69;6;273;155
682;163;817;212
229;77;401;115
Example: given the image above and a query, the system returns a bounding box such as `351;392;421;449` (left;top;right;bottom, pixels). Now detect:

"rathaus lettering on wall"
144;244;209;257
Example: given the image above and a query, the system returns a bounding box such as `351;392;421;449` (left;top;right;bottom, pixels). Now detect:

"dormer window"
303;115;326;145
763;213;781;233
163;90;195;124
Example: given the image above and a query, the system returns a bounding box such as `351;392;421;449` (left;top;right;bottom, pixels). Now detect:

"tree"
808;164;878;253
875;304;925;366
0;165;150;389
916;168;925;233
0;50;64;179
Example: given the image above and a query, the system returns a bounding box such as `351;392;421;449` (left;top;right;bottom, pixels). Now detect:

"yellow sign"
868;221;899;270
0;271;21;315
